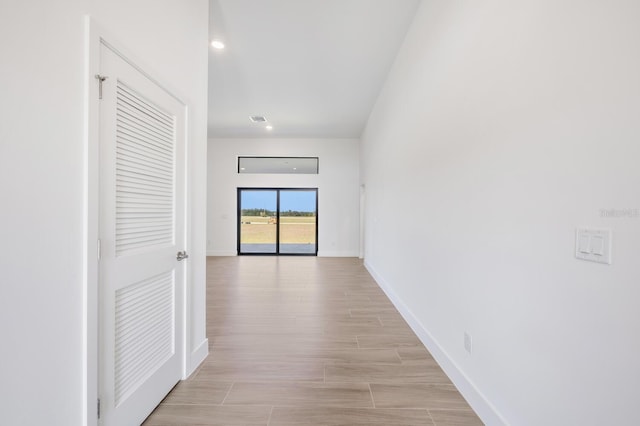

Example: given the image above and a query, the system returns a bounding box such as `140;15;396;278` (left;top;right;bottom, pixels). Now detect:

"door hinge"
97;398;101;419
97;239;101;261
95;74;108;100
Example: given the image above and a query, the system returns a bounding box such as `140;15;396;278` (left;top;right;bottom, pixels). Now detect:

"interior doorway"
237;188;318;255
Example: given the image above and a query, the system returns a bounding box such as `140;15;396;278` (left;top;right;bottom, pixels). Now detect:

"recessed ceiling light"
250;116;267;123
266;125;273;131
211;40;225;50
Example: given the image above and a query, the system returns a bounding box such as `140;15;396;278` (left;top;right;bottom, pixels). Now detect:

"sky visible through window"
242;190;316;213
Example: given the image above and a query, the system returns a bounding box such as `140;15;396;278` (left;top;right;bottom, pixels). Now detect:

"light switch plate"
578;234;590;254
575;228;612;264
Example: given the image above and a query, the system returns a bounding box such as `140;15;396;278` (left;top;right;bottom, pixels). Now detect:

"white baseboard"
207;250;237;256
187;338;209;378
364;261;508;426
317;250;359;257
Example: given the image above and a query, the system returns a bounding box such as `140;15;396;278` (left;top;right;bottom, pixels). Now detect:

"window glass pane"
279;190;317;254
239;190;277;253
238;157;318;174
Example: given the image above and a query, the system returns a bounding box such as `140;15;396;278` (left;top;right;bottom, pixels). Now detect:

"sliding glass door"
238;188;318;255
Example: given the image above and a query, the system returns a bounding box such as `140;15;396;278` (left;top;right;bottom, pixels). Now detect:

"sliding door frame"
237;187;318;256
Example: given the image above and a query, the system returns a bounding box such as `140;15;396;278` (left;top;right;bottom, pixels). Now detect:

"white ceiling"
208;0;421;139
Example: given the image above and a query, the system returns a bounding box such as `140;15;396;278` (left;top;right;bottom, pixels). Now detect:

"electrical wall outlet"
464;332;473;354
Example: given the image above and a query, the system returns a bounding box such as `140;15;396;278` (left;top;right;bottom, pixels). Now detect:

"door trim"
84;17;192;426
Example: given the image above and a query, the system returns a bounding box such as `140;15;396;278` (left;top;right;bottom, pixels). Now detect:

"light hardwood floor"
143;256;483;426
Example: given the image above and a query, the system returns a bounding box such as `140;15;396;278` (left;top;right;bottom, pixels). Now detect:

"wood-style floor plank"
142;257;483;426
223;382;374;407
269;407;435;425
397;346;438;364
207;347;402;365
370;383;472;410
325;362;451;384
195;360;325;382
159;380;232;405
429;409;486;426
357;333;423;349
143;404;272;425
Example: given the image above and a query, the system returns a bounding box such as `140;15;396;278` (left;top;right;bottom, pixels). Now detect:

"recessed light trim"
266;125;273;131
250;116;267;123
211;40;225;50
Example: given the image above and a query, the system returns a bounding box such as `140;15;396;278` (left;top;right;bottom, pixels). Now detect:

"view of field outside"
239;189;317;254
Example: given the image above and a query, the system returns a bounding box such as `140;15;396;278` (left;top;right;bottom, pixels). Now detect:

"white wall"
361;1;640;425
208;138;360;257
0;1;208;425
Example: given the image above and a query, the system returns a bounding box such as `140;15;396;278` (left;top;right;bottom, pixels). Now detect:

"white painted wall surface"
0;1;208;425
207;138;360;257
361;1;640;425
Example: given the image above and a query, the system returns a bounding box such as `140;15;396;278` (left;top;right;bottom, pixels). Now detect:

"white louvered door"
99;44;185;426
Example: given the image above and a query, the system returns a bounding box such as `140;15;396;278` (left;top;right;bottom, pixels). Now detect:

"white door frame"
83;17;192;426
359;184;365;259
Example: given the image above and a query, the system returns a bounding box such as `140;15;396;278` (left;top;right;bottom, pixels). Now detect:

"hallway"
143;257;483;425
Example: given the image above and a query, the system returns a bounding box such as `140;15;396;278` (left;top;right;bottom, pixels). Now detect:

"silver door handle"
177;251;189;261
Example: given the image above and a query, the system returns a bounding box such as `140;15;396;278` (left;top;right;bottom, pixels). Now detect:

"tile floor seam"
220;382;235;405
368;383;376;408
266;406;274;426
426;408;437;426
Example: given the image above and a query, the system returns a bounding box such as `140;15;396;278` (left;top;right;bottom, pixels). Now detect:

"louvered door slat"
115;342;173;401
116;185;173;198
116;145;173;170
117;213;172;220
116;297;172;352
117;104;174;138
116;309;172;359
116;300;171;344
117;135;174;162
117;85;174;127
116;197;172;207
116;174;173;191
117;85;175;128
116;235;173;249
117;120;173;149
115;81;175;256
114;271;174;405
117;126;173;153
116;119;173;152
114;274;173;308
116;163;173;184
115;229;174;241
115;218;172;228
116;205;172;212
116;154;173;179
